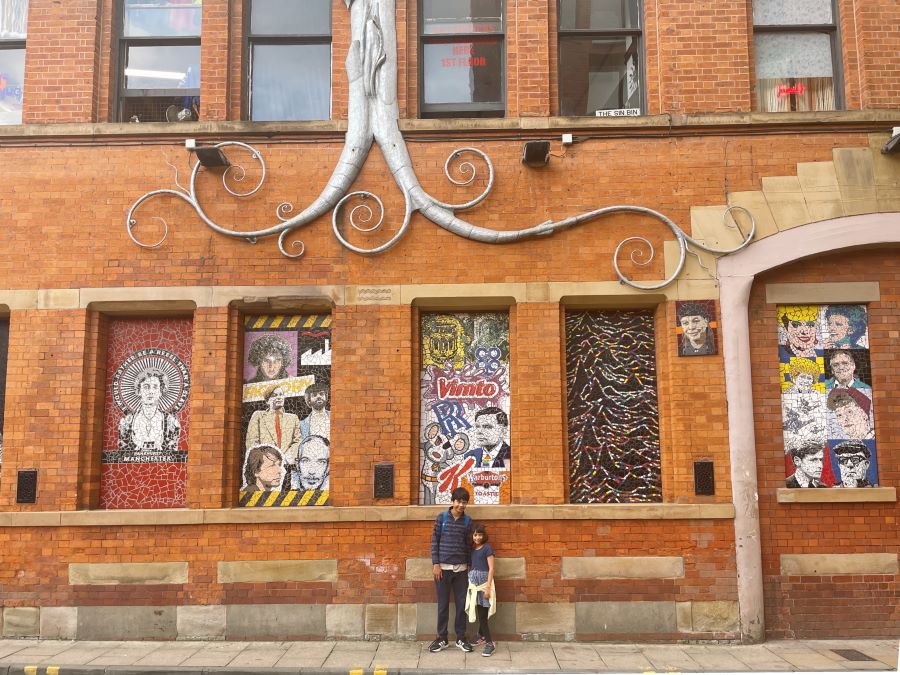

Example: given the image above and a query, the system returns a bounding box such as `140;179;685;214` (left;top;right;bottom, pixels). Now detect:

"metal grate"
831;649;877;662
694;460;715;496
374;463;394;499
16;469;37;504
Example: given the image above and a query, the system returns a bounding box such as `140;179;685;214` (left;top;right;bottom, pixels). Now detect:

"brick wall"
750;248;900;639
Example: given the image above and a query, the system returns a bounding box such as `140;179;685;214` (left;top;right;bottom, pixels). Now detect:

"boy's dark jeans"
435;568;468;641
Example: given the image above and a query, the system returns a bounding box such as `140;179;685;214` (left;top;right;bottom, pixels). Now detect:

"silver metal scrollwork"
125;0;755;289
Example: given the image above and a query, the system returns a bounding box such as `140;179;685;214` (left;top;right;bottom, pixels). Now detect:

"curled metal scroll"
125;0;756;291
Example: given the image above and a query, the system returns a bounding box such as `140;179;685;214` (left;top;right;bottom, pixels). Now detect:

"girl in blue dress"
466;523;496;657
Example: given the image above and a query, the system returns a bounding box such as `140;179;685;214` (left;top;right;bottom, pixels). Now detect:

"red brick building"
0;0;897;642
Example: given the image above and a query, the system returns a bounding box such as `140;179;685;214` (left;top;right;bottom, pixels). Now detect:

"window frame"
113;1;202;123
752;0;844;112
417;0;507;119
242;0;333;122
0;0;27;125
556;0;645;117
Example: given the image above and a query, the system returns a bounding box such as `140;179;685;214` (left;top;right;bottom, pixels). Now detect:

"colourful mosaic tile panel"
240;314;331;506
566;310;661;503
778;304;878;488
419;312;511;505
100;317;193;509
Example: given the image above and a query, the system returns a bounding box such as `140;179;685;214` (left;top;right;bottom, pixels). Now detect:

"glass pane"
0;0;28;38
559;0;641;30
125;44;200;89
753;0;832;26
559;37;640;115
0;48;24;124
251;0;330;36
422;39;503;106
250;44;330;121
122;95;200;122
124;0;202;37
755;33;835;112
422;0;502;35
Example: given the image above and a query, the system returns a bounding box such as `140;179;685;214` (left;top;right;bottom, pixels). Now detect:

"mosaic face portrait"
675;300;718;356
778;304;878;488
419;312;510;505
240;314;332;507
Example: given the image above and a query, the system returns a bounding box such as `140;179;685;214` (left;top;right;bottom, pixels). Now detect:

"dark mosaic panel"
566;310;661;503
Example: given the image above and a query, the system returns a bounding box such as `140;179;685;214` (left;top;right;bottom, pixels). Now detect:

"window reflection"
124;0;202;37
0;48;24;124
251;44;331;121
423;40;502;106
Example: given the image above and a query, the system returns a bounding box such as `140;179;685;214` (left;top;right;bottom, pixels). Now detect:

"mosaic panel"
0;318;7;466
100;317;193;509
675;300;718;356
566;310;661;503
778;304;879;488
240;314;331;507
419;312;510;505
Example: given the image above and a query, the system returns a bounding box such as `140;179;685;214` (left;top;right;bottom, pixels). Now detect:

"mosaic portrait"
675;300;718;356
778;304;878;488
566;310;661;503
240;314;331;506
100;317;193;509
419;312;511;505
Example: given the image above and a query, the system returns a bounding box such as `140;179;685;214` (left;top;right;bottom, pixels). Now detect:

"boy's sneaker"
456;639;473;653
472;635;486;646
429;639;448;652
482;642;496;657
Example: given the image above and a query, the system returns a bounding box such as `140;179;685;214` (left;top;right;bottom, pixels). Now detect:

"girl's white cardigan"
464;578;497;621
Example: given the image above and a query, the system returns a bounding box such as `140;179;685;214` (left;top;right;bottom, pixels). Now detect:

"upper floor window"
0;0;27;124
246;0;331;121
558;0;643;117
117;0;201;123
419;0;505;118
753;0;840;112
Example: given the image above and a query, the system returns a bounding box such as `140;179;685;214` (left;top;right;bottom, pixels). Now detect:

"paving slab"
642;645;702;672
226;642;290;668
418;642;467;670
272;641;335;668
726;645;794;671
507;642;559;669
681;645;749;671
177;641;251;667
372;640;422;668
598;651;655;672
320;641;378;668
551;642;605;669
85;641;165;666
0;640;32;660
130;642;205;667
0;639;81;660
779;649;851;670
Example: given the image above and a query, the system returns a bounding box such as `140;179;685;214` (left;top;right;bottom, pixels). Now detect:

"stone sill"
776;487;896;503
0;502;734;527
0;110;896;142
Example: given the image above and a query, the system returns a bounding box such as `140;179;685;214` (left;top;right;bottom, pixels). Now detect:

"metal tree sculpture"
126;0;755;289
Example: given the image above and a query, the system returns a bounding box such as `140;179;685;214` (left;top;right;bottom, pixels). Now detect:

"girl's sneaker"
482;642;496;657
472;635;486;646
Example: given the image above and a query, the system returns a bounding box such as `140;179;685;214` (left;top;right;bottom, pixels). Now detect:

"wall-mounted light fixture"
882;127;900;155
521;140;551;168
185;138;231;170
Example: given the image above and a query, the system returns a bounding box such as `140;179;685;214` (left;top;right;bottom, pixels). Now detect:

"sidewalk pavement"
0;637;896;674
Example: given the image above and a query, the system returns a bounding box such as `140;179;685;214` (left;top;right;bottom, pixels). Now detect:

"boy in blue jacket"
428;486;473;653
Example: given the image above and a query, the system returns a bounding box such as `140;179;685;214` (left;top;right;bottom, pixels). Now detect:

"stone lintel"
777;487;896;503
217;559;337;584
405;557;526;581
780;553;899;576
765;282;880;305
561;556;684;579
0;502;735;527
69;562;189;586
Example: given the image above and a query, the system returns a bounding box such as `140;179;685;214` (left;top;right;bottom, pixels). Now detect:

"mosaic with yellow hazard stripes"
241;314;332;507
239;488;330;507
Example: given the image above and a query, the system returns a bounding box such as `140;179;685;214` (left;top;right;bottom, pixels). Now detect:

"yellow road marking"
47;668;61;675
24;667;37;675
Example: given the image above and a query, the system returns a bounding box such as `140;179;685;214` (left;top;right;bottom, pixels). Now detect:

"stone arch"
716;211;900;642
